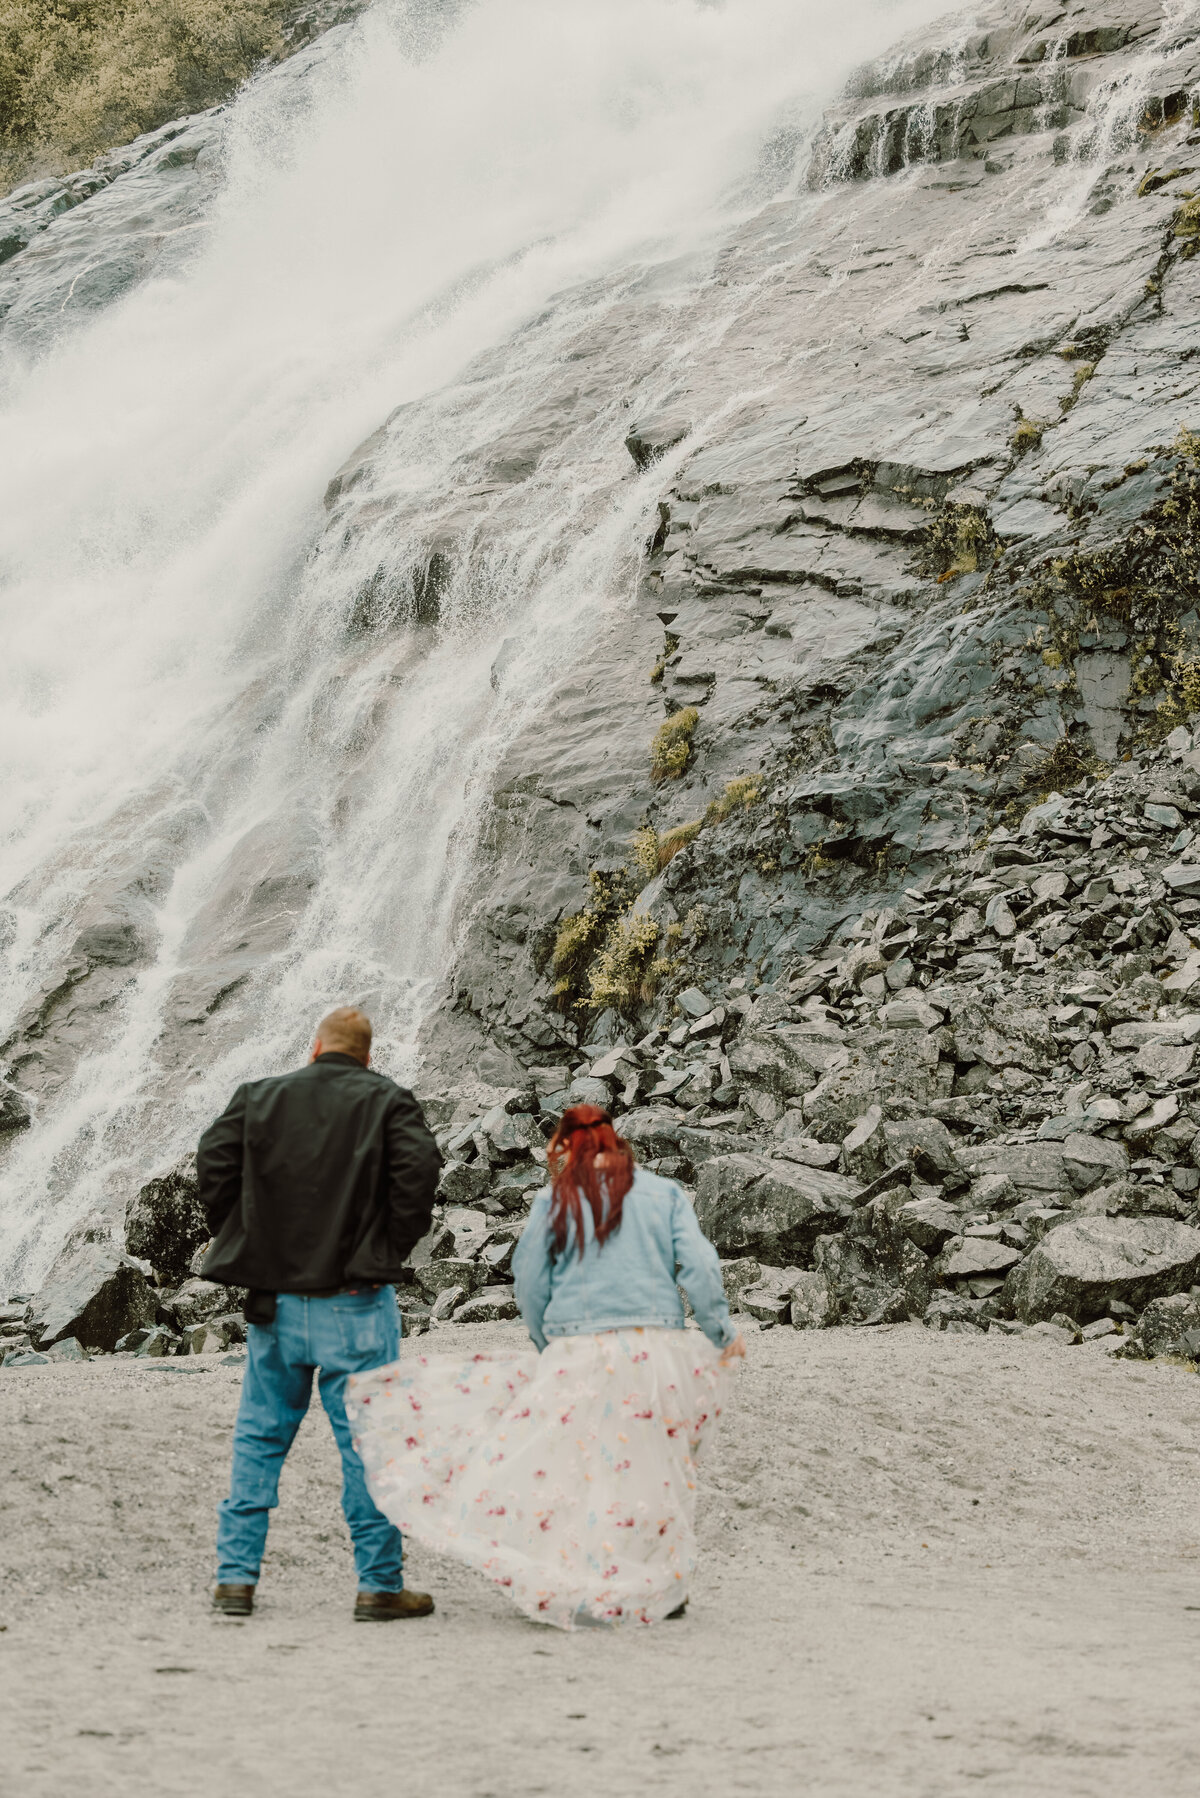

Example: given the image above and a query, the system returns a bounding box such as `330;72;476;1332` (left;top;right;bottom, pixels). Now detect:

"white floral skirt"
345;1327;730;1630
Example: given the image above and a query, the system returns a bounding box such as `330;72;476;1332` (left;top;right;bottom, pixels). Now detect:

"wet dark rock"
625;417;691;472
0;1083;31;1134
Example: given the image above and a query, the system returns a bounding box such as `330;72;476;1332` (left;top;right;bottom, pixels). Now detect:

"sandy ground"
1;1321;1198;1798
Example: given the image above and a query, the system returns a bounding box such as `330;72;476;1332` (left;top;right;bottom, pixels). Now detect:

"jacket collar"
312;1052;368;1070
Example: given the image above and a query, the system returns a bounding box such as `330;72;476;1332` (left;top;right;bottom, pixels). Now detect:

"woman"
345;1103;745;1630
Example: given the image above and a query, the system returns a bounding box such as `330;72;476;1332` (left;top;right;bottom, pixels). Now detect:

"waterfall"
0;0;964;1289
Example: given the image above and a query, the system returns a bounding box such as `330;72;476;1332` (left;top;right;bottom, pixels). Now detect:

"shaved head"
312;1006;372;1066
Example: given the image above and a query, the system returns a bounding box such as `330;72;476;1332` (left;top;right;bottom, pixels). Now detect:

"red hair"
546;1104;634;1259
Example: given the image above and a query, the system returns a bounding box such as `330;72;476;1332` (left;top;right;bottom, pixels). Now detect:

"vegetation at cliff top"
0;0;288;192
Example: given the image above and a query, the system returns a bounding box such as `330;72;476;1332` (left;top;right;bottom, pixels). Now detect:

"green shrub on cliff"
0;0;287;191
650;706;699;780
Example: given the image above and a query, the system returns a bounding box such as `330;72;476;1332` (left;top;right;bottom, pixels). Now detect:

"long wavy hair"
546;1103;635;1259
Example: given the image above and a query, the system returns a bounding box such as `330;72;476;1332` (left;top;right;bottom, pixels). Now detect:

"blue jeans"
216;1287;403;1592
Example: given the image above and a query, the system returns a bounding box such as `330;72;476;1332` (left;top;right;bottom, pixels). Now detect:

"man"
197;1005;442;1622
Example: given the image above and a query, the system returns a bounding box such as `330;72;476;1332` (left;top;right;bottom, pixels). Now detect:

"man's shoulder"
245;1060;400;1096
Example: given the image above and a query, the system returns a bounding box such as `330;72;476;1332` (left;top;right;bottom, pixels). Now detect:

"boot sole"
353;1605;435;1622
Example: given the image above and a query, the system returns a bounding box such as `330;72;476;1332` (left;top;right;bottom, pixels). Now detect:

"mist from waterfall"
0;0;964;1286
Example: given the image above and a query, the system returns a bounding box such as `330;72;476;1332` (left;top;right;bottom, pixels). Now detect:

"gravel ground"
2;1321;1198;1797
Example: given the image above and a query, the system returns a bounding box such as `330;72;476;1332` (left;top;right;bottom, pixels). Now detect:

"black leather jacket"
197;1052;441;1292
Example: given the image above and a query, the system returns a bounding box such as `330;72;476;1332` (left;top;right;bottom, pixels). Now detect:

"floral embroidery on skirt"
345;1327;728;1630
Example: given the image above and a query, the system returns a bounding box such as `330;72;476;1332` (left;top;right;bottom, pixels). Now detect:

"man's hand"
720;1333;747;1365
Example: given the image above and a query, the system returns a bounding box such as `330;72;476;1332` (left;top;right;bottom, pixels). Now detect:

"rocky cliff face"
4;0;1200;1317
419;0;1200;1080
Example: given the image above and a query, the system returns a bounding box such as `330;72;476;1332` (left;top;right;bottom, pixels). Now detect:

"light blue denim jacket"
512;1166;736;1351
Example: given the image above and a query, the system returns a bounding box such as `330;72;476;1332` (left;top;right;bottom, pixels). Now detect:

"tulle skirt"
345;1327;729;1630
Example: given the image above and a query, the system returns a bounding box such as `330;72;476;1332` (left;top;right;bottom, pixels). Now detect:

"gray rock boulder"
958;1141;1067;1198
163;1277;244;1330
923;1292;989;1333
840;1105;887;1181
881;1117;965;1189
1073;1178;1190;1222
619;1109;685;1160
938;1237;1023;1280
183;1313;244;1355
694;1153;856;1263
454;1285;519;1324
1005;1217;1200;1325
720;1258;762;1306
478;1104;544;1163
1061;1134;1130;1192
813;1226;932;1327
896;1195;961;1253
26;1240;155;1351
789;1269;837;1329
739;1267;805;1324
802;1055;888;1142
1131;1292;1200;1360
949;999;1055;1073
436;1161;492;1206
416;1259;485;1304
727;1029;817;1099
124;1158;207;1286
405;1221;455;1269
429;1285;466;1323
564;1076;611;1108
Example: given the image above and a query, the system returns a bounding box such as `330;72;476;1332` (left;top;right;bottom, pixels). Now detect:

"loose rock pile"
10;728;1200;1368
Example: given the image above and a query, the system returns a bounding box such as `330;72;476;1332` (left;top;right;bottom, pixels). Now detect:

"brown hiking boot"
212;1584;255;1617
354;1589;435;1622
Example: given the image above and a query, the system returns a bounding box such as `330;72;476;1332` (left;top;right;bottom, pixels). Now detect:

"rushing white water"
0;0;971;1287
